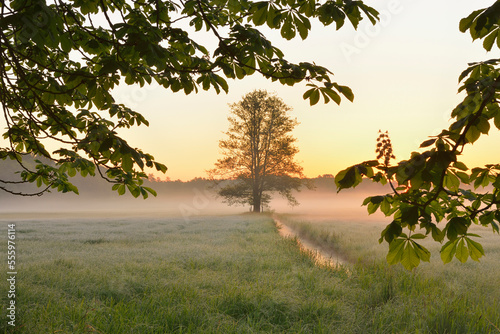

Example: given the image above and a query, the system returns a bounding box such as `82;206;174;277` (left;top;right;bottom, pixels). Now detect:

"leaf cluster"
0;0;377;197
335;3;500;270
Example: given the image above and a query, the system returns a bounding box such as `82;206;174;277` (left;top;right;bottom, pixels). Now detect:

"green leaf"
492;220;499;234
60;34;73;53
464;236;484;261
154;162;168;173
140;187;149;199
494;175;500;189
116;184;126;196
362;197;372;206
386;238;405;265
214;75;229;93
400;206;419;226
122;156;133;172
379;221;402;244
345;4;362;29
431;225;446;242
142;186;158;197
479;211;495;226
252;5;267;26
358;4;379;25
459;9;482;33
36;176;43;188
67;167;77;178
400;240;421;270
303;88;315;100
453;161;468;171
476;116;490;134
309;89;320;106
280;17;295;40
266;5;279;28
335;166;362;191
370;196;384;204
473;170;491;188
455;238;468;263
483;29;498;51
446;217;468;241
494;113;500;130
380;198;391;216
321;88;341;105
367;201;380;215
296;15;310;40
459;66;476;83
333;83;354;102
454;171;469;183
444;172;460;192
441;239;458;264
420;138;436;148
465;126;481;144
130;150;144;170
127;184;141;198
412;240;431;262
68;183;79;195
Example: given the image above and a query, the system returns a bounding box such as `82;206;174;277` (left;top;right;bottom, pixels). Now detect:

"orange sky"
1;0;498;181
110;0;498;181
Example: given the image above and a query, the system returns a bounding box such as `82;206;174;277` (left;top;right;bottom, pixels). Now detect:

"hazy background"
0;158;388;222
1;1;496;223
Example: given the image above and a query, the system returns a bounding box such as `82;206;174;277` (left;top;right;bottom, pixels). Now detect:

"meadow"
1;213;499;333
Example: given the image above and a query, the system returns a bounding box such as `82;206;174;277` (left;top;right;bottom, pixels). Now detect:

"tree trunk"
252;186;261;212
253;202;261;212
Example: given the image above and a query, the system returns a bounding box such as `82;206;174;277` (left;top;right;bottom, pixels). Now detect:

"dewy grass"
0;214;499;333
277;215;500;333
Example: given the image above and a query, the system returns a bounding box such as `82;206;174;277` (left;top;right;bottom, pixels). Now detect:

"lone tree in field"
210;90;307;212
0;0;372;197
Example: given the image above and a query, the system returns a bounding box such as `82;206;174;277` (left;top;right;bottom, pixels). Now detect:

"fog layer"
0;175;389;222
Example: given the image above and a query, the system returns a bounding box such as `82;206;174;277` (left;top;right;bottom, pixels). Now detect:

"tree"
335;2;500;270
209;90;308;212
0;0;376;197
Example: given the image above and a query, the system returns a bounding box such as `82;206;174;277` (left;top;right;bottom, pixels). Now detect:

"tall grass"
277;214;500;334
0;213;499;333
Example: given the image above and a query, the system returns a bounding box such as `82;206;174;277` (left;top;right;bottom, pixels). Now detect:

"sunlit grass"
278;214;500;334
0;213;499;333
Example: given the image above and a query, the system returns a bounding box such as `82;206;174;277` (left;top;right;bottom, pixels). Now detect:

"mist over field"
3;168;500;333
0;171;389;222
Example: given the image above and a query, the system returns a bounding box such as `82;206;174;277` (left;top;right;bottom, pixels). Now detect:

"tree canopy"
0;0;376;197
209;89;307;212
335;2;500;270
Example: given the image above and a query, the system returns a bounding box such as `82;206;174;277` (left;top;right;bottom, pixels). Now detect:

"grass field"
1;213;500;333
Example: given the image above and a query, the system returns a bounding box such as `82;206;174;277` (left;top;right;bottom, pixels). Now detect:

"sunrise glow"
117;0;496;181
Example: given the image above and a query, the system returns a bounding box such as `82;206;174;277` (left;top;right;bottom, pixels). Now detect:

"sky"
3;0;499;181
108;0;499;181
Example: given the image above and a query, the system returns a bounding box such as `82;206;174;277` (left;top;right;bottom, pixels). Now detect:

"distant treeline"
1;156;383;201
145;174;338;192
